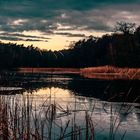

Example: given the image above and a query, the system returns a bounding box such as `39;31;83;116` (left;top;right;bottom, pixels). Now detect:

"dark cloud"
0;33;49;42
0;36;25;41
0;0;140;41
25;39;48;42
0;32;50;42
0;0;139;18
54;32;86;37
0;32;50;40
0;35;48;42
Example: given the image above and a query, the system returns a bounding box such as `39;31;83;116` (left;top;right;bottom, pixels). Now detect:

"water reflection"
2;74;140;102
1;74;140;139
14;87;140;140
3;87;140;140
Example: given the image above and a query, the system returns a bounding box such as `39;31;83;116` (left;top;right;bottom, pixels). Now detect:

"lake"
0;73;140;140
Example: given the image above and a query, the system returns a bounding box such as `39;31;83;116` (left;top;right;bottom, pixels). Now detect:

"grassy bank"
1;66;140;82
80;66;140;80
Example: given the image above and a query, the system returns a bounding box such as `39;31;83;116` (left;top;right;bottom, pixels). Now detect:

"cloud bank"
0;0;140;49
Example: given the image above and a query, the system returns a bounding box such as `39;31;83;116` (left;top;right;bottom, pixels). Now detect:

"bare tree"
114;21;136;35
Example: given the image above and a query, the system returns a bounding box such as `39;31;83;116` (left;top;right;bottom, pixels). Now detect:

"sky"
0;0;140;50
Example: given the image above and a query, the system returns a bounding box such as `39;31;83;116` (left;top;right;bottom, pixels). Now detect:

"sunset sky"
0;0;140;50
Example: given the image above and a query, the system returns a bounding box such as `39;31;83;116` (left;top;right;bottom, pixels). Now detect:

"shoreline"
15;66;140;80
0;66;140;80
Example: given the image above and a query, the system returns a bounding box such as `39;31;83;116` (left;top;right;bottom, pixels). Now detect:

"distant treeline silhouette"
0;22;140;69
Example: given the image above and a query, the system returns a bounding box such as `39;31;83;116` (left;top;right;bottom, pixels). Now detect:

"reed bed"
0;92;132;140
80;66;140;80
0;95;95;140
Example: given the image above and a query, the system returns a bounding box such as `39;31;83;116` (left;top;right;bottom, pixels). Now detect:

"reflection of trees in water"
1;74;140;103
67;78;140;102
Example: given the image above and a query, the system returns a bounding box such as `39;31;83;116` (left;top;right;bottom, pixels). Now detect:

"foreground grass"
0;93;131;140
0;95;95;140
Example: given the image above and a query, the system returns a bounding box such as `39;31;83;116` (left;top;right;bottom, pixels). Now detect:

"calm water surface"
1;74;140;140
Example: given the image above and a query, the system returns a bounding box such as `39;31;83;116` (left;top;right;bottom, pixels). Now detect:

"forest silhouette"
0;22;140;69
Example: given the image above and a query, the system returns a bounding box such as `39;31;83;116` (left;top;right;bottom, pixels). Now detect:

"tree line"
0;21;140;69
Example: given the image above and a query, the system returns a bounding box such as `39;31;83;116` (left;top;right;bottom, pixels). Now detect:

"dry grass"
80;66;140;80
0;93;131;140
0;95;95;140
17;68;80;74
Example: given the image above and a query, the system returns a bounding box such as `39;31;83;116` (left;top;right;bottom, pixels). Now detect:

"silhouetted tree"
114;21;136;35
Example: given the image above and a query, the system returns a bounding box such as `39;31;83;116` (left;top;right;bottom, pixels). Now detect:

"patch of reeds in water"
0;95;96;140
0;93;132;140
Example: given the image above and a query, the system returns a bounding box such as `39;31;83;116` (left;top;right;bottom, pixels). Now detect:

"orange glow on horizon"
1;30;107;51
